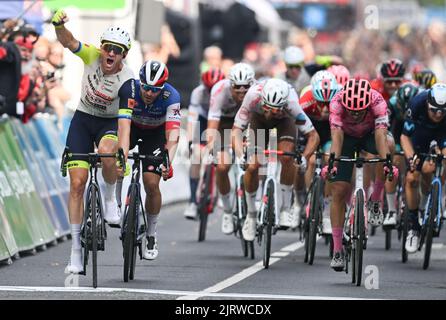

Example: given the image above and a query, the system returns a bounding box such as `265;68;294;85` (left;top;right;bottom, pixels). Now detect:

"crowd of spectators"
0;18;70;126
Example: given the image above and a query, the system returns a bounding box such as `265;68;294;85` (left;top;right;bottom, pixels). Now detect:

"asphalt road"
0;201;445;300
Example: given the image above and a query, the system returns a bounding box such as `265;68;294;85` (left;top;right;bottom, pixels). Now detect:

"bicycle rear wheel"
123;184;137;282
423;184;438;270
263;180;275;269
308;177;322;265
353;190;365;287
81;187;92;276
198;165;212;242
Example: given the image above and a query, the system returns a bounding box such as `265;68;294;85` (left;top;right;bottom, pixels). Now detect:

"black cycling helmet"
396;83;419;111
380;58;405;80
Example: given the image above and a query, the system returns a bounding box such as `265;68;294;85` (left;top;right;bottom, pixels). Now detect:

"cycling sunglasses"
101;42;126;55
141;83;163;93
262;104;283;115
232;84;251;90
384;78;402;85
286;63;304;69
346;109;367;117
428;105;446;115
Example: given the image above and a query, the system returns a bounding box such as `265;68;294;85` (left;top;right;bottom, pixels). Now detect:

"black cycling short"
130;124;166;175
65;110;118;167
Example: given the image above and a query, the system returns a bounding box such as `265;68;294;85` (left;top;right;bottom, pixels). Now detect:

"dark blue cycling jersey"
402;90;446;152
118;80;181;130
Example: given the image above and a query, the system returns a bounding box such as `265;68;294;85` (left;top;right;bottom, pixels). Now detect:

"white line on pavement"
176;241;306;300
0;285;373;300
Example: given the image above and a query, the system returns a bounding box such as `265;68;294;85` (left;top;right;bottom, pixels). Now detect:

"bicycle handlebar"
263;149;302;164
60;147;127;177
328;152;394;181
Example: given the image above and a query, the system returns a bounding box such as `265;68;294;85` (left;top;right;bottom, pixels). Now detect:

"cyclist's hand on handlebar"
321;165;337;180
161;164;173;180
51;9;68;27
384;165;399;180
408;154;420;172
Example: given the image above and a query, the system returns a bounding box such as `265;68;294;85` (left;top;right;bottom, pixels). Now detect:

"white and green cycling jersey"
73;42;135;118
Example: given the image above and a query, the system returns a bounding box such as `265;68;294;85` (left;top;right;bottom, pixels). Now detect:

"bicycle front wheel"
308;177;322;265
353;190;365;287
91;185;98;288
401;205;409;263
263;180;275;269
123;184;138;282
198;165;212;242
423;184;439;270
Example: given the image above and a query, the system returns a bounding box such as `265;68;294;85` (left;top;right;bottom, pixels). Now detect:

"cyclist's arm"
231;126;244;159
165;103;181;163
187;89;201;144
117;79;136;159
375;127;390;159
330;128;344;159
302;129;320;161
206;119;220;154
400;134;415;160
53;24;80;52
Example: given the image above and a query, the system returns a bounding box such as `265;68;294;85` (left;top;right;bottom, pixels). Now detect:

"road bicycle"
60;147;125;288
328;152;393;286
119;146;168;282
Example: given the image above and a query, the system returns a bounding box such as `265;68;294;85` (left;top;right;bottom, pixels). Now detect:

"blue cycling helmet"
311;70;340;102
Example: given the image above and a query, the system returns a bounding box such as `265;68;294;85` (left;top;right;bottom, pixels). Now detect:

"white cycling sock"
104;182;116;201
386;193;397;213
281;184;293;211
220;192;233;213
245;191;257;218
71;224;81;250
147;214;159;237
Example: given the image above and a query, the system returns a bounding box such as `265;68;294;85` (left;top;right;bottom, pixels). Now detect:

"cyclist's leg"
384;133;398;225
276;117;297;227
142;172;162;260
405;162;422;253
329;134;356;268
96;119;120;224
65;111;94;273
243;154;261;241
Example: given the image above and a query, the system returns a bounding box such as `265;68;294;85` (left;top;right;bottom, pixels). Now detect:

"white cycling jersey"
208;79;245;120
73;42;134;118
234;81;314;135
188;84;211;121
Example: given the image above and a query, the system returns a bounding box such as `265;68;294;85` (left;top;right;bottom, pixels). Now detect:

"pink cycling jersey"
329;89;388;138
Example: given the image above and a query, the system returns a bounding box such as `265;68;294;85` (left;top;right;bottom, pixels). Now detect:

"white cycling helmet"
262;78;290;109
283;46;304;65
428;83;446;108
100;26;132;51
228;63;255;86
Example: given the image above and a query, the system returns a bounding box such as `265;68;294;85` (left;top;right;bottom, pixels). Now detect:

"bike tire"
423;184;438;270
354;191;365;287
249;240;255;260
91;186;98;288
385;229;391;250
263;180;275;269
198;165;212;242
401;206;409;263
308;177;322;265
238;175;248;257
81;187;91;275
123;184;137;282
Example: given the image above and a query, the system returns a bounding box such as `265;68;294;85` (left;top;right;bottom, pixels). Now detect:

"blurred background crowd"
1;0;446;128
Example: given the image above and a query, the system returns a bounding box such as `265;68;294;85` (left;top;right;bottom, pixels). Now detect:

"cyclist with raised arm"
232;78;319;241
328;79;393;271
401;83;446;253
117;60;181;260
383;83;420;226
298;71;340;234
51;10;135;274
206;63;256;235
184;68;225;219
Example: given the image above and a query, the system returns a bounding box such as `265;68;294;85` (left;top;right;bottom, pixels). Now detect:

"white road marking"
0;285;374;300
176;241;306;300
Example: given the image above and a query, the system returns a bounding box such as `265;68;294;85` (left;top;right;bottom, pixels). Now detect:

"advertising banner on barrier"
11;119;69;237
1;119;57;247
0;197;18;261
0;119;37;251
